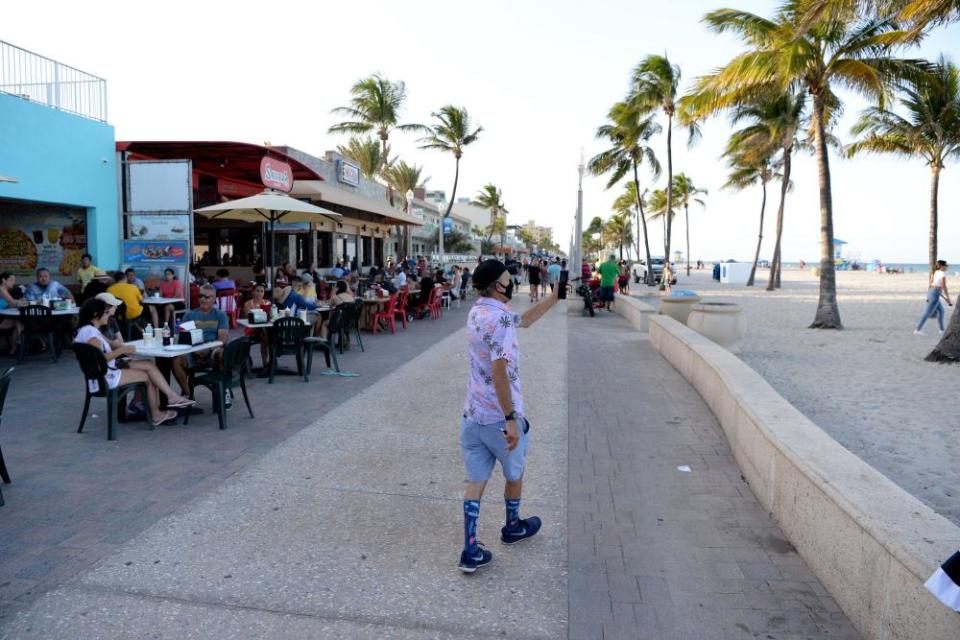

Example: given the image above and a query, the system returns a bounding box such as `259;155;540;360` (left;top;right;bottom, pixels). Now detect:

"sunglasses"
199;294;214;299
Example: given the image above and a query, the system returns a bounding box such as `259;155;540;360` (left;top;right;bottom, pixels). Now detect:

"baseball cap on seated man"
472;259;508;290
95;292;122;307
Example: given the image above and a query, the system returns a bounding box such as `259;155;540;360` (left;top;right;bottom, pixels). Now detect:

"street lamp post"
574;151;584;281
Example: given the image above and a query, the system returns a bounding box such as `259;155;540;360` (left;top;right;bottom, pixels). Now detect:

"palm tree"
336;136;392;180
805;0;960;32
671;174;707;276
722;91;807;290
613;182;649;262
689;3;923;329
588;102;662;283
328;74;423;171
630;55;682;264
470;184;507;253
380;161;427;214
722;147;780;287
418;105;482;256
645;188;674;244
847;55;960;273
605;211;634;260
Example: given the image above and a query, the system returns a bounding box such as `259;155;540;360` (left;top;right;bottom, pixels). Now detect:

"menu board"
0;208;87;278
122;240;189;265
127;214;191;241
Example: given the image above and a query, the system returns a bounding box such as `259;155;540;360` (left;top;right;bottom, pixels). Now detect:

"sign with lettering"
338;159;360;186
260;156;293;192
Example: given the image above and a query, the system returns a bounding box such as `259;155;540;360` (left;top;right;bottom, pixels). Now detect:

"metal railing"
0;39;107;122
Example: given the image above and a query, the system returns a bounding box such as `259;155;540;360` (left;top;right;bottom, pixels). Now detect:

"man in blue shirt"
547;259;562;292
26;268;74;302
331;262;345;279
172;284;230;405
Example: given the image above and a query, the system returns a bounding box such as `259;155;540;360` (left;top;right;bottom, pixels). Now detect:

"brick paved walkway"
0;301;470;628
567;312;859;640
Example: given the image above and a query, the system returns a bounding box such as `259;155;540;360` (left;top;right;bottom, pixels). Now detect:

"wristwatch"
504;411;517;422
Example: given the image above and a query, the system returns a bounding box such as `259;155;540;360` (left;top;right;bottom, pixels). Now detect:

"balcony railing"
0;39;107;122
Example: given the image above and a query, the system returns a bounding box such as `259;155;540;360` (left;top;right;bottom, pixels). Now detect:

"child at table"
243;283;273;369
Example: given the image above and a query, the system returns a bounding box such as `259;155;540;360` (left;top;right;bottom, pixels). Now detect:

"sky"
6;0;959;263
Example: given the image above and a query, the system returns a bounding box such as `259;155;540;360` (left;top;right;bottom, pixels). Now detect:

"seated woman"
408;274;434;317
313;280;355;338
0;272;25;355
76;298;195;427
148;268;185;328
242;283;272;369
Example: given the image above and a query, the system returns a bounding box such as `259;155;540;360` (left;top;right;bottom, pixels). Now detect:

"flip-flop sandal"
168;397;198;408
150;410;178;427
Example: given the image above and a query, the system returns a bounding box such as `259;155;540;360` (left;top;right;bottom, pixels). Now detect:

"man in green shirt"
597;254;620;312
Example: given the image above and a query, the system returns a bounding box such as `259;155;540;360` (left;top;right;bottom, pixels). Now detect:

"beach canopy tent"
195;190;341;281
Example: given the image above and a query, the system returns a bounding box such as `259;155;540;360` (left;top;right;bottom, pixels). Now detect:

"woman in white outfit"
916;260;952;335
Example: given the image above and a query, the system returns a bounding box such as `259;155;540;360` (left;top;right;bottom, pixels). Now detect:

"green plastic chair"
185;337;254;430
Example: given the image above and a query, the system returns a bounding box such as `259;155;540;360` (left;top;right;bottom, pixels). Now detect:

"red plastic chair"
428;286;443;320
215;287;239;329
394;288;409;329
372;293;398;334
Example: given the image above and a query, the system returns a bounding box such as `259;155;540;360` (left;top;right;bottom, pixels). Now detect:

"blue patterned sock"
505;497;521;530
463;500;481;555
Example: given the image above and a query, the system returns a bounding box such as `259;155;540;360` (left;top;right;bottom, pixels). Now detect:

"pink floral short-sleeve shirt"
463;297;523;424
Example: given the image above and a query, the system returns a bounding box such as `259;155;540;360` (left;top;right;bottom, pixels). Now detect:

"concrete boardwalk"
2;303;568;639
567;311;858;639
3;301;859;639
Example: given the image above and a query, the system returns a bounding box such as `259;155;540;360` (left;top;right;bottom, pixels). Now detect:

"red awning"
116;141;323;188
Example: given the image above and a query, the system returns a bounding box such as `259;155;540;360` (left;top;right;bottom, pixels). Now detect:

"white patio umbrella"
195;189;341;282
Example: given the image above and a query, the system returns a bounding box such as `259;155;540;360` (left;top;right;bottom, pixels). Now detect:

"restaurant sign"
337;159;360;186
260;156;293;192
128;214;191;241
122;240;189;265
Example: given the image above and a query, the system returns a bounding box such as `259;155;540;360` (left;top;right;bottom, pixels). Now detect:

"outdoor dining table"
0;306;79;317
360;295;392;331
129;338;223;413
236;307;330;330
140;296;184;306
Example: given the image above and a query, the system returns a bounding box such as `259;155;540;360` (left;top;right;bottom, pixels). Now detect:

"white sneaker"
913;330;925;336
939;330;944;337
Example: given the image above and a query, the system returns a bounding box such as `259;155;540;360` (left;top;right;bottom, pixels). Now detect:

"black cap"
472;259;507;290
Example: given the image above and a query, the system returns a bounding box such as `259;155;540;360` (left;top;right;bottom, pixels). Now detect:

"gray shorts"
460;415;529;483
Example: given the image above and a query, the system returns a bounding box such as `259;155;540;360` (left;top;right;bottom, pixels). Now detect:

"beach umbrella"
195;190;341;282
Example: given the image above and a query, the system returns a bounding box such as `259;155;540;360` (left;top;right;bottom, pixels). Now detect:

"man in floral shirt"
458;259;558;573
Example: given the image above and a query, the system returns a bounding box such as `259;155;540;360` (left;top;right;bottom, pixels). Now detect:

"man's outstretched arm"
520;287;558;328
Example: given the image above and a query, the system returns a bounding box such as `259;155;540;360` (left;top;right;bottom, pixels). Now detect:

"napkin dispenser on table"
176;321;205;345
248;309;267;324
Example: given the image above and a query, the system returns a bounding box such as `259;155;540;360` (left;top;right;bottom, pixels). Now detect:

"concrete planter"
658;294;701;325
687;302;746;350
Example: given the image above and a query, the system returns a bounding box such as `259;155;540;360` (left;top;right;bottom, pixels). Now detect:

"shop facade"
0;42;118;285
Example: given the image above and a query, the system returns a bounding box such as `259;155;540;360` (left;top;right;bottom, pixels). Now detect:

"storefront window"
361;236;372;267
317;231;333;268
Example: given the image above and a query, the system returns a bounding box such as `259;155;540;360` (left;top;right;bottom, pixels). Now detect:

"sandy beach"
633;267;960;526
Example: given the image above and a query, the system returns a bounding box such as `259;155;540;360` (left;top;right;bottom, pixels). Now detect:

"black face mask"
497;280;514;300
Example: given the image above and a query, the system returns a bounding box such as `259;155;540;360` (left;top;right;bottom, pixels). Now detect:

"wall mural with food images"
0;206;87;278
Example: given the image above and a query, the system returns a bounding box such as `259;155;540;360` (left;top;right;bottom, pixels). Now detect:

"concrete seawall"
639;313;960;640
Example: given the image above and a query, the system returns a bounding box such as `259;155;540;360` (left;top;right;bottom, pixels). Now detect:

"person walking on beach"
597;254;620;312
915;260;952;335
458;259;558;573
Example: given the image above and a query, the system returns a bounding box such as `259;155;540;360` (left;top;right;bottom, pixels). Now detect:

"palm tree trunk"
767;150;790;291
439;158;460;258
684;203;691;277
926;300;960;362
746;178;768;287
664;113;674;266
632;164;654;286
929;163;940;275
809;92;842;329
